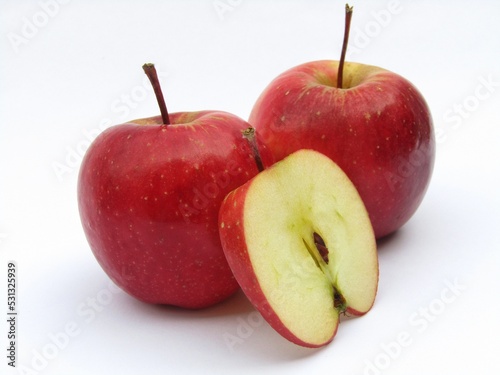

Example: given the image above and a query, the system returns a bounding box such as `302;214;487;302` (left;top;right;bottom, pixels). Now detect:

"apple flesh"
219;149;378;347
249;60;435;238
78;111;272;309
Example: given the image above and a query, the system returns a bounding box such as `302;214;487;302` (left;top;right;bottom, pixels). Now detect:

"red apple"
248;6;435;238
78;64;271;308
219;149;378;347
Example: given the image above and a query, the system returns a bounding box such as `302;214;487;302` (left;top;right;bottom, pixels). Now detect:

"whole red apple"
249;6;434;238
78;64;271;308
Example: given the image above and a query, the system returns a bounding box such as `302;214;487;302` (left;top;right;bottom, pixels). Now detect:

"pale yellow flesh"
243;149;378;346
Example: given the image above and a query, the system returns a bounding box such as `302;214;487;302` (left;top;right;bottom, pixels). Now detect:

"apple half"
218;149;378;347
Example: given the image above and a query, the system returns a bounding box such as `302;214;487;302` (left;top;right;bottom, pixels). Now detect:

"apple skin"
249;60;435;238
77;111;272;309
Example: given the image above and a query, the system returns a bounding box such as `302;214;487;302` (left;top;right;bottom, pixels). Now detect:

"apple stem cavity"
242;127;265;172
142;63;171;125
337;4;353;89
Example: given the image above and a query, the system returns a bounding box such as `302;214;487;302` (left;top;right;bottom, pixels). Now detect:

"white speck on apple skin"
281;115;286;122
220;222;225;229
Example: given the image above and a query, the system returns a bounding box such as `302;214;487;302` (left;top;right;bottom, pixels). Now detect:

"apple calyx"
337;4;353;89
334;290;347;313
142;63;171;125
242;127;265;172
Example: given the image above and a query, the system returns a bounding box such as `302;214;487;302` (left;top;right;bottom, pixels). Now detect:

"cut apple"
218;149;378;347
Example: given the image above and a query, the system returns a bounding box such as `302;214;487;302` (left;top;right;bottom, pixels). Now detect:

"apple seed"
313;232;329;264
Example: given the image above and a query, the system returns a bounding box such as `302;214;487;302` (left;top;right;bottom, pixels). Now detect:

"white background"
1;0;499;374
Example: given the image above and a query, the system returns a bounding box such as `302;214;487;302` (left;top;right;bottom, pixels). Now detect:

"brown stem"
142;63;170;125
242;127;264;172
337;4;353;89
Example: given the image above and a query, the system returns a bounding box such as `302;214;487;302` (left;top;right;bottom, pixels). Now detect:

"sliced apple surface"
219;149;378;347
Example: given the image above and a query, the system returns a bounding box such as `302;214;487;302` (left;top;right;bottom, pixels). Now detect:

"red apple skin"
78;111;272;309
219;183;337;348
249;60;435;238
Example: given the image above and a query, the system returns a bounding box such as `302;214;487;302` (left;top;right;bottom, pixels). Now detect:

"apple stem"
242;127;264;172
337;4;353;89
142;63;170;125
